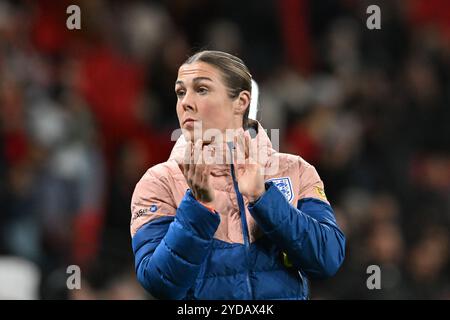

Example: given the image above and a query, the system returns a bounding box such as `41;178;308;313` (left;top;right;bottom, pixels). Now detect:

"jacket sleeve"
130;170;220;299
247;164;345;279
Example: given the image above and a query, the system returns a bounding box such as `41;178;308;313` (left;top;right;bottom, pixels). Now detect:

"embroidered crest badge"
267;177;294;203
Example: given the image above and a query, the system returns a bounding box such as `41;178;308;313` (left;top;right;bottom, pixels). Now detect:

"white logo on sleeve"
266;177;294;203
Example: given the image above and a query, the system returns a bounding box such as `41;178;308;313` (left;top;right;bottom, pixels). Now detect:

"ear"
233;90;251;116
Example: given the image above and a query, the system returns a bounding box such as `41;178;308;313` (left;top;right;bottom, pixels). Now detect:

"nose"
181;92;196;112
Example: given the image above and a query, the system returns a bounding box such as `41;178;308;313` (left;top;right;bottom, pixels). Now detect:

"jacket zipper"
230;162;254;300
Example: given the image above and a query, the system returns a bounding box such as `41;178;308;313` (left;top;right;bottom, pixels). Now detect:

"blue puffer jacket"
130;124;345;300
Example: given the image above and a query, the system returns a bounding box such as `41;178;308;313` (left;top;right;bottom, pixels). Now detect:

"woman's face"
175;62;244;139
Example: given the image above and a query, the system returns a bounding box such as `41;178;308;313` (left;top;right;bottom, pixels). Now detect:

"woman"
130;50;345;300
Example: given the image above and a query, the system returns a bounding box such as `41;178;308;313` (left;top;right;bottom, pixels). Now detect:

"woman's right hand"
180;139;215;205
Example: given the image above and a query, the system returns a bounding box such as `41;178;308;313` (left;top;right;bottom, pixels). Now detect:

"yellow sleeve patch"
314;186;328;201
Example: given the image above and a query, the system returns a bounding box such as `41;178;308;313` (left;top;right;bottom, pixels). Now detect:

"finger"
183;141;192;167
193;139;203;165
243;133;250;160
244;133;252;164
195;145;208;185
183;163;191;184
195;139;204;167
181;141;191;181
201;165;214;202
204;169;214;202
200;163;210;186
188;141;196;181
193;140;205;186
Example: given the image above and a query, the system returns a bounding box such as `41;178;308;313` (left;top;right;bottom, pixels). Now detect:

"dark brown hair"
183;50;255;129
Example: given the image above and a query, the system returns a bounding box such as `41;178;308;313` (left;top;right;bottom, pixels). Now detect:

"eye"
197;87;208;95
175;89;185;98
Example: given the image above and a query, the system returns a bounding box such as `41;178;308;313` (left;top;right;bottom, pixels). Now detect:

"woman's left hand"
233;133;265;203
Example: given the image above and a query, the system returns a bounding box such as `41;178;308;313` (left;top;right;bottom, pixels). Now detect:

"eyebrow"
175;77;213;86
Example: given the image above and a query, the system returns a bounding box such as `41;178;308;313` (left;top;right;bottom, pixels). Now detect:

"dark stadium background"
0;0;449;299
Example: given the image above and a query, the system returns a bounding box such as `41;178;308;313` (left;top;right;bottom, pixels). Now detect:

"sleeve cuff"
175;189;220;239
248;181;291;232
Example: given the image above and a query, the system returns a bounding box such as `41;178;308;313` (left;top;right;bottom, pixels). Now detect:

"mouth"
183;118;196;125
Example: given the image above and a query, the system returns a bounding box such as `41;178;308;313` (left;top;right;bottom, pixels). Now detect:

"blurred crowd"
0;0;449;299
